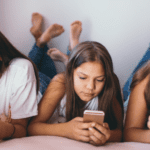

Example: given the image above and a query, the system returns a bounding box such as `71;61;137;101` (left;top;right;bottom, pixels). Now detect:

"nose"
86;80;95;90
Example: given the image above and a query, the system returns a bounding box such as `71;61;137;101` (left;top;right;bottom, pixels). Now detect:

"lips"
83;93;94;97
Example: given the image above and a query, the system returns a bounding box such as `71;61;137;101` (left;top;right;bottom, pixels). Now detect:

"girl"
0;31;39;140
123;45;150;113
28;41;124;146
124;60;150;143
0;12;67;140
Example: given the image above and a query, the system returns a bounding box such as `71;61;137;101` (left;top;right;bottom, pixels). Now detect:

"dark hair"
65;41;123;129
130;60;150;109
0;31;39;93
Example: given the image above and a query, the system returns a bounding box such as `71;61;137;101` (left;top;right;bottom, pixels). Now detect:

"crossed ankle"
36;38;47;48
70;41;79;50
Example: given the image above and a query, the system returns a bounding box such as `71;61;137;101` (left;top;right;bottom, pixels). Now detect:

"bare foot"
37;24;64;47
47;48;69;66
30;12;43;40
69;21;82;50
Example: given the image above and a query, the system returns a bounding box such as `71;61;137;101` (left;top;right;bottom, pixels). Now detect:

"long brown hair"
130;60;150;109
0;31;39;93
65;41;123;129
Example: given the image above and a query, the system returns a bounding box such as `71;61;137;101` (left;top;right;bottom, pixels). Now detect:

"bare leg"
47;48;69;66
69;21;82;51
30;12;43;40
29;13;64;78
36;24;64;48
47;21;83;66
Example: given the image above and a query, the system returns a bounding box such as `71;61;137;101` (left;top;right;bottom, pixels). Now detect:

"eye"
96;78;105;82
79;76;86;80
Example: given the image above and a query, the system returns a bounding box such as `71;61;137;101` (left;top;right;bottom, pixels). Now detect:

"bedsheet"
0;136;149;150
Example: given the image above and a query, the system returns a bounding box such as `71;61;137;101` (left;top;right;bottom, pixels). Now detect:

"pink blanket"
0;136;149;150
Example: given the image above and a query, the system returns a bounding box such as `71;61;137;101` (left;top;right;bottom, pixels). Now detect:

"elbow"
123;129;128;142
109;129;123;142
123;128;131;142
116;130;123;142
27;122;40;136
27;123;35;136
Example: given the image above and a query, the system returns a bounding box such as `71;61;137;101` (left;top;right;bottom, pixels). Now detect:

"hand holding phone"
83;110;105;125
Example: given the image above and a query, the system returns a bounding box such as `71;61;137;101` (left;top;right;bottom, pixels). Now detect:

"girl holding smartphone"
28;38;124;145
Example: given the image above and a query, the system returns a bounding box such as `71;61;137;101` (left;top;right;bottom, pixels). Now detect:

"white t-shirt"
0;58;38;119
47;95;99;123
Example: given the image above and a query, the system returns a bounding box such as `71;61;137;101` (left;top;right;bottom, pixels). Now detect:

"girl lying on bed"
124;60;150;143
0;31;39;140
0;12;66;140
28;13;124;145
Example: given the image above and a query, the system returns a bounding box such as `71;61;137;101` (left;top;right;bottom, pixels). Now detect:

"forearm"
0;121;14;140
0;121;27;140
28;122;68;138
108;129;122;142
12;124;26;138
124;128;150;143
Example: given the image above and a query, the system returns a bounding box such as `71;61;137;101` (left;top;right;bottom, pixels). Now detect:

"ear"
0;57;2;61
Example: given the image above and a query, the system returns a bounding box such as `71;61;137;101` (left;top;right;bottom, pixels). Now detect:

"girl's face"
73;61;105;103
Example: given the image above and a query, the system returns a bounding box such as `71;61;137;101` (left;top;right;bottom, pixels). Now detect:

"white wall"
1;0;150;88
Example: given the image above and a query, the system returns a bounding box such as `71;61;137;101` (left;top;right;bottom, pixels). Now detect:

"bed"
0;136;149;150
0;49;149;150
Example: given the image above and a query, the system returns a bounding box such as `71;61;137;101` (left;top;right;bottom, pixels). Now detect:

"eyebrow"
77;71;105;78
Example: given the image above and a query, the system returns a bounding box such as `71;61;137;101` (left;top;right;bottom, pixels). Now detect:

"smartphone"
83;110;105;125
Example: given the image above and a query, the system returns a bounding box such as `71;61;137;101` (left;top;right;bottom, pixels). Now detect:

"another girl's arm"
89;97;123;145
0;59;39;140
0;118;28;140
124;75;150;143
0;107;28;139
